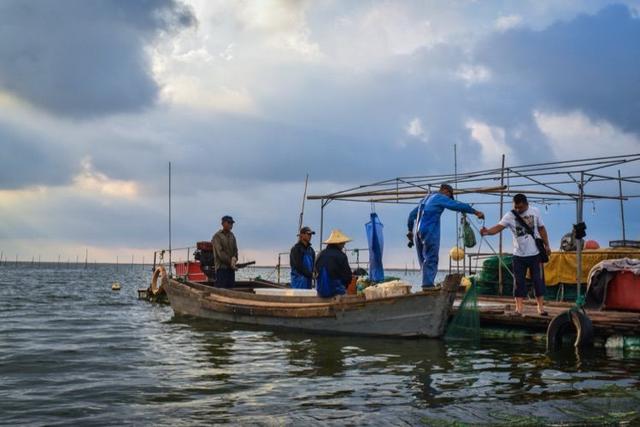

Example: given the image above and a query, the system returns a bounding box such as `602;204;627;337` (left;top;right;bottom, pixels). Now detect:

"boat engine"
194;241;216;282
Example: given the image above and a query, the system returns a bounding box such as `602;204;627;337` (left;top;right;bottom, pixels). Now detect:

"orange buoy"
584;240;600;250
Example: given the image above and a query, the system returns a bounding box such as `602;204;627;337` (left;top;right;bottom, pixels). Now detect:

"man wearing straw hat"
407;184;484;289
315;229;353;298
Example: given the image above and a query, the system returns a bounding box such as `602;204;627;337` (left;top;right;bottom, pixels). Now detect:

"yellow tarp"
544;248;640;286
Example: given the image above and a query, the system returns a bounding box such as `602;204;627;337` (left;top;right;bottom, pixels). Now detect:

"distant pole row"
0;251;148;271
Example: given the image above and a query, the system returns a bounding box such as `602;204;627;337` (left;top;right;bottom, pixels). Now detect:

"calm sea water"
1;264;639;426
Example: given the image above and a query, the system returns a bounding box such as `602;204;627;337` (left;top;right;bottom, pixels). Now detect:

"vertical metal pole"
576;172;585;298
618;170;626;242
169;162;172;277
498;155;505;295
454;144;460;274
319;199;325;250
298;174;309;233
84;248;88;269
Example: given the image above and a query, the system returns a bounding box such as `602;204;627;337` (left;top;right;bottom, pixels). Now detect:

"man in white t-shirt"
480;194;551;316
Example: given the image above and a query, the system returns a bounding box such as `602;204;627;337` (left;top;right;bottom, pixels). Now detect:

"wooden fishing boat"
165;274;461;338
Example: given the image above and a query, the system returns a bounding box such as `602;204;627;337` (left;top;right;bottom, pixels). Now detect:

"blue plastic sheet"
366;212;384;282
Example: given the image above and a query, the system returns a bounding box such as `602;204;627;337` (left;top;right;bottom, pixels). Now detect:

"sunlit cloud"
494;14;523;31
73;158;139;199
534;110;640;160
466;120;512;166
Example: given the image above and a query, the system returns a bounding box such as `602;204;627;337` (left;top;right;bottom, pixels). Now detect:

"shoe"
537;310;549;316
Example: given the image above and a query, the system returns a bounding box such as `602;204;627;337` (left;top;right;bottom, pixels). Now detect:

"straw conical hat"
324;229;352;244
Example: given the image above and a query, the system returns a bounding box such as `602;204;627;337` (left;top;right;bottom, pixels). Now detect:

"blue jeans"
512;255;545;298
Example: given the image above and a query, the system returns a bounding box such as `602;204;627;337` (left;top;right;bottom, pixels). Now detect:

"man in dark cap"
211;215;238;288
407;184;484;289
289;226;316;289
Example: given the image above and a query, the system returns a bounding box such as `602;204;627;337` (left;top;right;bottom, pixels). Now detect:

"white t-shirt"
499;207;545;257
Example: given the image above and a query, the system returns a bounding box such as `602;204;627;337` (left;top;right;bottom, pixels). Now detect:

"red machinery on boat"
173;241;216;282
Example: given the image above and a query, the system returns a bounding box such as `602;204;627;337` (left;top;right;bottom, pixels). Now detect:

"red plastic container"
174;261;207;282
605;270;640;311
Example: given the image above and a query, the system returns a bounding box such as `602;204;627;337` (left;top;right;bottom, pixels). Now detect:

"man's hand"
406;231;414;248
474;210;485;220
480;227;489;236
231;256;238;270
544;244;551;256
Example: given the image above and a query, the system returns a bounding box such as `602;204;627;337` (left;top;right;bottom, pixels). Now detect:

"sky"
1;0;639;268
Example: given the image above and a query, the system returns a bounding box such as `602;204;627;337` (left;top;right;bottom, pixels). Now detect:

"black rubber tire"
546;309;594;351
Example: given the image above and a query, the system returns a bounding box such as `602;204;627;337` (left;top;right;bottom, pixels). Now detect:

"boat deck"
459;296;640;336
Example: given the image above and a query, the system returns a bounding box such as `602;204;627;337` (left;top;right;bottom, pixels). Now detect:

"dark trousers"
512;255;545;298
216;268;235;288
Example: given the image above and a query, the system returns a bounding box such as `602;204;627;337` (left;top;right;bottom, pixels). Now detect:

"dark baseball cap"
221;215;235;223
299;226;315;235
439;183;454;198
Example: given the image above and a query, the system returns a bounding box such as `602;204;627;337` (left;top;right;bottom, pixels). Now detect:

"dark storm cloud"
475;4;640;134
0;120;78;189
0;0;195;118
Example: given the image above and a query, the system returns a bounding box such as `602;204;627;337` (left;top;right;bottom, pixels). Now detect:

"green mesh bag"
462;215;477;248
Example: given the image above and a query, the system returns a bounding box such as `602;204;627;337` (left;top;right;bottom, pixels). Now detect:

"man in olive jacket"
211;215;238;288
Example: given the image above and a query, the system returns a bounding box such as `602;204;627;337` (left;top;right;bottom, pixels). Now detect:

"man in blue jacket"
289;226;316;289
315;229;352;298
407;184;484;289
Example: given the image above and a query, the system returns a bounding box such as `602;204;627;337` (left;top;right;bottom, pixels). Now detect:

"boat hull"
165;276;461;338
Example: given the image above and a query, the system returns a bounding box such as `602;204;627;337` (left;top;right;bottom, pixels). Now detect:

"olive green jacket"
211;230;238;270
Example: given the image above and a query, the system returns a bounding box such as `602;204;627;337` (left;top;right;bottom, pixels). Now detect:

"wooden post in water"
142;256;145;270
131;254;134;271
57;254;61;268
84;249;88;269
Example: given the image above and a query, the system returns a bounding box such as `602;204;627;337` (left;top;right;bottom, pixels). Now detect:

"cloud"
494;14;523;31
0;0;195;118
455;64;491;86
406;118;428;142
466;120;512;166
476;4;640;135
534;110;640;160
73;158;139;199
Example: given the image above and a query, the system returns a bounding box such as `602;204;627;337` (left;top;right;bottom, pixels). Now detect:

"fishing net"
445;277;480;341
